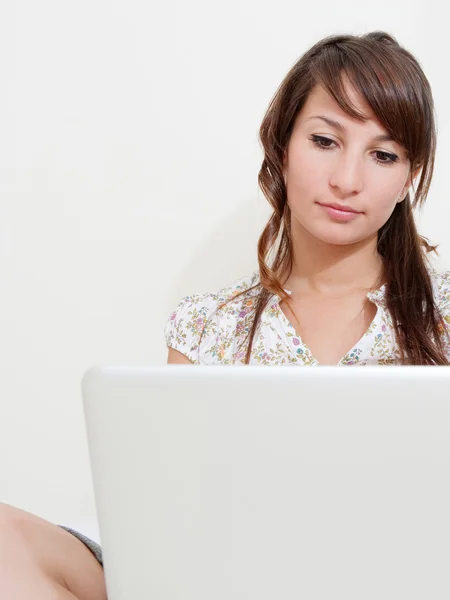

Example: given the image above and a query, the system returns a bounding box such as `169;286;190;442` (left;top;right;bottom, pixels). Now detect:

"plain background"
1;2;449;540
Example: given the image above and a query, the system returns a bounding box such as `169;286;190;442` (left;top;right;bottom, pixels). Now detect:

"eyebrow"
306;115;395;143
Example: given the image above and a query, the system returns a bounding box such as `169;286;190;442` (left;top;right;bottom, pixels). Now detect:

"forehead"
297;79;379;128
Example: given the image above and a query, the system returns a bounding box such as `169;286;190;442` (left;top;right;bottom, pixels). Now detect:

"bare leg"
0;503;107;600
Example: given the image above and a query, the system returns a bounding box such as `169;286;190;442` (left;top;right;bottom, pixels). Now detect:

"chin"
311;227;367;246
319;236;357;246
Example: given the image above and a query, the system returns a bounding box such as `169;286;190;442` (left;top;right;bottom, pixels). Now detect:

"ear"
411;165;421;183
398;166;421;203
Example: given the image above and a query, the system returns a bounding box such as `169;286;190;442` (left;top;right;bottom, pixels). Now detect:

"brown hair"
205;31;450;365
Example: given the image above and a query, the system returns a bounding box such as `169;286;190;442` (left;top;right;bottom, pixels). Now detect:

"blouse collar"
366;283;387;307
280;281;388;308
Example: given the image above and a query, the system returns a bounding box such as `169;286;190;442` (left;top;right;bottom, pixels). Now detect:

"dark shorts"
59;525;103;566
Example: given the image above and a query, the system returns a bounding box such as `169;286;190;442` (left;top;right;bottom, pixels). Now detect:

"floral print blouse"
165;269;450;366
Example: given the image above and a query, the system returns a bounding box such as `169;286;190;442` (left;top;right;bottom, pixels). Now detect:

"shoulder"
428;267;450;349
429;267;450;316
164;272;261;364
427;267;450;361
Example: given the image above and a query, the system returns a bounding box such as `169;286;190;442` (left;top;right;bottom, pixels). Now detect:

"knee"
0;502;57;569
0;503;50;583
0;501;22;524
0;502;79;568
0;503;107;600
0;502;32;540
0;504;86;599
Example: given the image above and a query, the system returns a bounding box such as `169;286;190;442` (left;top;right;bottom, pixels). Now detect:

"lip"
318;202;361;214
317;202;362;222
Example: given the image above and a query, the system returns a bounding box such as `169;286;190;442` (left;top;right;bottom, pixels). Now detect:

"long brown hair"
206;31;450;365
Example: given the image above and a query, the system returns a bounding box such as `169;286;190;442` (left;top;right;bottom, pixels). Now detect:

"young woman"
1;30;449;600
167;30;450;367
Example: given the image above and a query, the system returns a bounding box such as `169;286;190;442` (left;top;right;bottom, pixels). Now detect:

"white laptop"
81;365;450;600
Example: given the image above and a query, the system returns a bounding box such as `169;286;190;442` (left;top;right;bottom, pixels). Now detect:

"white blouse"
165;268;450;365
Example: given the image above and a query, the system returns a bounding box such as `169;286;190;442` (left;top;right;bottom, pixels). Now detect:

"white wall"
1;1;448;540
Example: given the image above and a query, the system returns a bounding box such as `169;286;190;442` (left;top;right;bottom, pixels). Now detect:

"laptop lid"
82;365;450;599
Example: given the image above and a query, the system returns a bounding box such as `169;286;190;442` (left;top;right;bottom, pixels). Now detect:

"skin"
168;347;193;364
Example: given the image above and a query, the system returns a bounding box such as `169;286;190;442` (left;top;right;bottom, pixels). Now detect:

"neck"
281;222;384;296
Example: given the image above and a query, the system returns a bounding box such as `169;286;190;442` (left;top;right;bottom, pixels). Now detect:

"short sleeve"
164;272;260;364
164;292;220;364
431;269;450;356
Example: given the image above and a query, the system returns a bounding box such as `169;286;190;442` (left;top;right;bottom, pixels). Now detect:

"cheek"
287;157;324;199
367;187;400;221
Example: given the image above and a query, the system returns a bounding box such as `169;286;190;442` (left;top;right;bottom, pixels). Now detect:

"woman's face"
283;78;418;247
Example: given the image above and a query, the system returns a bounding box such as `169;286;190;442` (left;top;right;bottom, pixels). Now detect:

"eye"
310;135;335;150
373;150;399;165
309;135;399;167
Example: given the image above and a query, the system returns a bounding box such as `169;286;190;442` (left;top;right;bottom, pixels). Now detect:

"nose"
329;151;364;196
